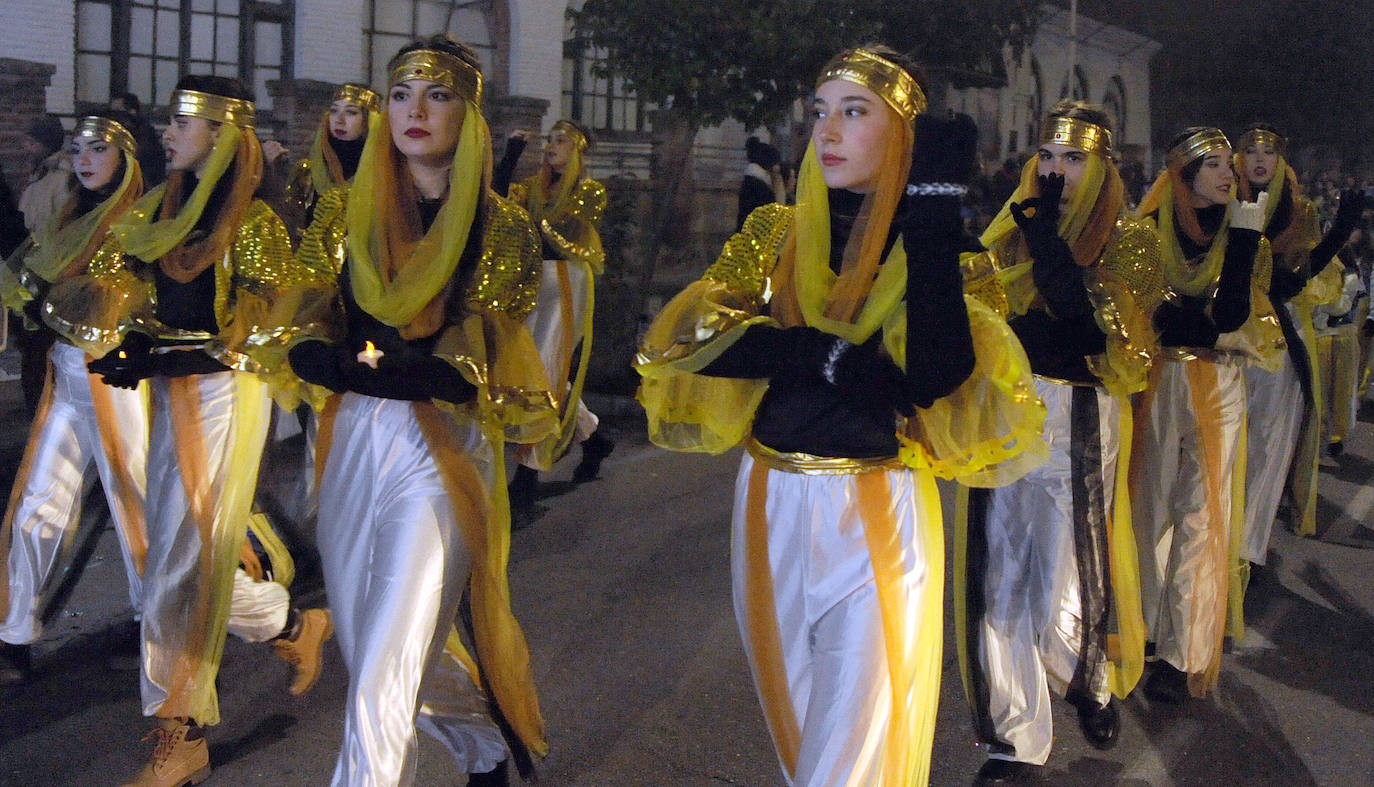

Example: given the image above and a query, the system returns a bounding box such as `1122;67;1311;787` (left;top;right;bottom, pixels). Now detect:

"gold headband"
1238;127;1286;153
551;120;588;151
388;48;483;106
818;48;927;122
1041;116;1113;157
73;116;137;156
169;89;256;128
333;83;381;113
1166;127;1230;170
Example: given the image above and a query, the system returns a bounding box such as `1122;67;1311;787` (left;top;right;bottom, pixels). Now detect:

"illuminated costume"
495;120;612;492
636;49;1044;787
88;84;330;786
1313;260;1363;452
0;116;148;662
280;83;380;241
289;44;553;786
957;110;1161;776
1234;126;1364;546
1132;128;1283;701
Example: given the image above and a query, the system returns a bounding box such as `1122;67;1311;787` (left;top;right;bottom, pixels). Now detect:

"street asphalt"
0;381;1371;786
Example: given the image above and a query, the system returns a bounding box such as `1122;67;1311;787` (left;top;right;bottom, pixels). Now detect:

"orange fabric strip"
313;394;341;494
86;364;148;576
742;460;800;777
1182;360;1230;697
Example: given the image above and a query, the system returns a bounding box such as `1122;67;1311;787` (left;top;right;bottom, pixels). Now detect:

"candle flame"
364;341;377;355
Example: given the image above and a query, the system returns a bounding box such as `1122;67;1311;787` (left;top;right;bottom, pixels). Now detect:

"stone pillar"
0;58;56;193
264;78;339;159
486;94;549;182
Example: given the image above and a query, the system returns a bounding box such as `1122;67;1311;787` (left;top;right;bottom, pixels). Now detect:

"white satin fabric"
225;567;289;643
521;258;597;467
140;371;272;718
978;380;1118;765
317;394;505;786
730;455;931;787
1132;359;1245;674
1242;356;1302;564
0;341;146;642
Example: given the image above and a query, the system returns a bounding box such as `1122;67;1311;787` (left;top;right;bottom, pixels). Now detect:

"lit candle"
356;340;384;369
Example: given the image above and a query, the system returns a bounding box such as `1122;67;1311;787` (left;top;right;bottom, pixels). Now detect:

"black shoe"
467;759;508;787
973;758;1041;785
571;430;614;484
1072;695;1120;749
1144;661;1189;705
1328;440;1345;457
0;643;32;685
508;465;538;509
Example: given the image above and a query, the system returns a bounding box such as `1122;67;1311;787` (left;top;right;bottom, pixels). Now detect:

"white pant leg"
225;567;289;642
1242;358;1302;564
731;456;932;786
319;394;504;787
520;259;598;467
140;371;271;722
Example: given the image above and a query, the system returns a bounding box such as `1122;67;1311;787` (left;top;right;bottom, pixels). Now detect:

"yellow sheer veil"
526;121;587;224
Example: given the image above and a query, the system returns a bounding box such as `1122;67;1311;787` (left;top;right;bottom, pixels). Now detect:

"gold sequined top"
511;177;607;271
295;186;541;323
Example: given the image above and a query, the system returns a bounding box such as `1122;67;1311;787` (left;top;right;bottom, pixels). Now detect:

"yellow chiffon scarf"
1137;171;1231;297
980;153;1122;268
525;144;582;225
308;110;380;196
346;102;489;336
26;149;143;283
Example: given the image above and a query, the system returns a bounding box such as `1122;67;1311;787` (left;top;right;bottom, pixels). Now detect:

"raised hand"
1231;190;1269;232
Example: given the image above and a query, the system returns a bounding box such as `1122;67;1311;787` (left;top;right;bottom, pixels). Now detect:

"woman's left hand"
1231;190;1269;232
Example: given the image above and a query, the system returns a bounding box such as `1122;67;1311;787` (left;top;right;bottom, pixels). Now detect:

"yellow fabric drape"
24;149;142;284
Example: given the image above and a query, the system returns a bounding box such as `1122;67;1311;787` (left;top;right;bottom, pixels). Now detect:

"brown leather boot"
271;607;333;695
121;717;210;787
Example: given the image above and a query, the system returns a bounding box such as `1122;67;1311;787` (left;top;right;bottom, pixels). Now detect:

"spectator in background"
109;92;165;186
736;136;785;231
17;115;69;234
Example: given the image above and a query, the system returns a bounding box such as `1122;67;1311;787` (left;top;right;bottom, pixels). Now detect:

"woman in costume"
1234;124;1364;554
1131;127;1282;705
957;100;1162;785
0;111;149;683
86;76;327;786
279;83;382;241
494;119;612;505
636;46;1044;786
1312;252;1364;454
287;36;553;786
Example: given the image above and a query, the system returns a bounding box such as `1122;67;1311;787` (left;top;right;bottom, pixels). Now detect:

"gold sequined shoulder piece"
87;231;130;279
704;203;793;301
467;192;541;321
1102;214;1166;316
572;178;608;224
296;186;349;278
233;198;311;288
960;248;1009;317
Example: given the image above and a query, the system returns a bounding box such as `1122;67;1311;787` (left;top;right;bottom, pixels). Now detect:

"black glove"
822;338;915;417
1155;298;1220;348
1011;174;1094;319
1212;226;1260;332
1311;188;1367;274
288;340;352;393
152;349;230;379
88;332;156;389
909;112;978;187
1269;266;1306;302
338;349;476;404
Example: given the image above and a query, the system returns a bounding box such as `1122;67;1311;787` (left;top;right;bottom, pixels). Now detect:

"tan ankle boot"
121;717;210;787
272;608;333;695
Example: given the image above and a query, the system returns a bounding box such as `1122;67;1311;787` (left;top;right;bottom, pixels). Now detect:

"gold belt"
745;436;904;475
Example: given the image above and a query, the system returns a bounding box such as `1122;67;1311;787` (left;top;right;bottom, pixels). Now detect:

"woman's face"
162;115;217;174
1189;150;1235;207
70;135;121;191
544;130;575;172
1243;141;1279;186
388;79;464;166
329;100;367;141
1036;143;1089;205
811;79;897;194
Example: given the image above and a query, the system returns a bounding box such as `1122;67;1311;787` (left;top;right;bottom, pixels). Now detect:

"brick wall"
0;59;58;194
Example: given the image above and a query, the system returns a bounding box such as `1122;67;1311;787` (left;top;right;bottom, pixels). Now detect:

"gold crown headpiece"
1237;127;1287;154
551;120;589;152
817;48;927;122
1165;127;1230;170
169;89;256;128
1041;115;1113;157
388;48;483;106
333;83;382;113
73;116;137;156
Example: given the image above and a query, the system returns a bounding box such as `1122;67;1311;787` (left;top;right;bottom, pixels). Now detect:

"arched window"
1102;75;1127;139
561;24;651;133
